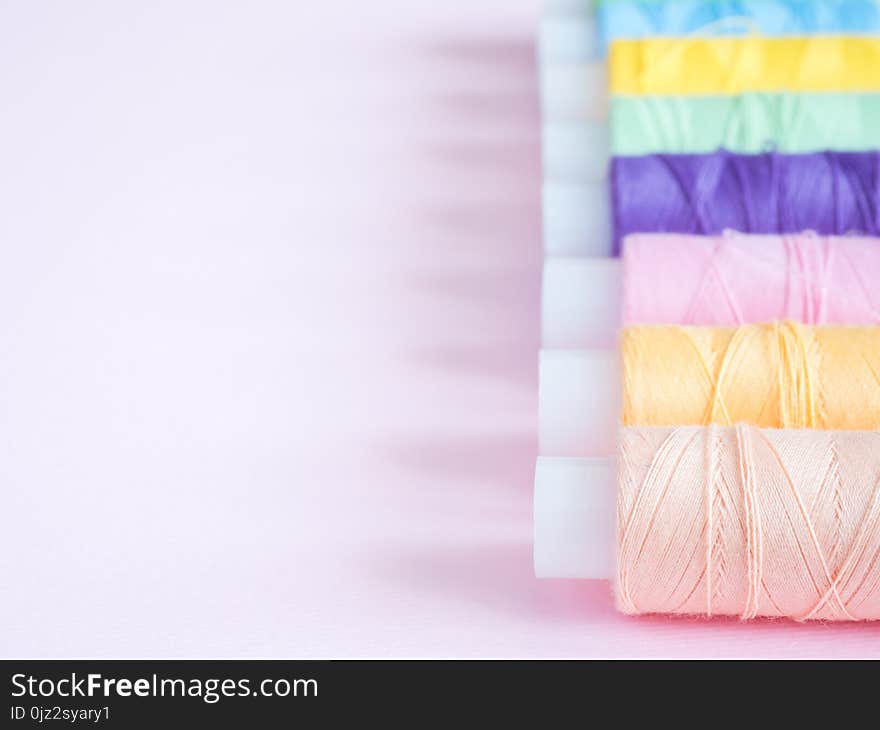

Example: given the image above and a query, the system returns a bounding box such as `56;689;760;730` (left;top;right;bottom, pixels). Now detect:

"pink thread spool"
541;233;880;348
624;232;880;327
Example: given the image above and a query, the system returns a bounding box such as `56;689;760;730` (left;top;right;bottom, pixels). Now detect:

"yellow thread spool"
610;36;880;96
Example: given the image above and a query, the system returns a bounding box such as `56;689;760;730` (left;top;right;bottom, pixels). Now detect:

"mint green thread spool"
611;92;880;156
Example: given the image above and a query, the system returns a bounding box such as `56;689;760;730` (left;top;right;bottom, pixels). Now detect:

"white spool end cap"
538;14;597;64
539;348;619;457
542;257;621;348
543;180;611;257
534;456;614;579
542;0;593;16
542;120;609;182
539;62;607;122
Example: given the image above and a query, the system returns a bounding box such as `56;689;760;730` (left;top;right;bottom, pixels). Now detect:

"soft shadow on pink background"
3;1;880;657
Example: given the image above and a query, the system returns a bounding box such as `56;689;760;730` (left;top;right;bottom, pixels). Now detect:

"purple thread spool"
610;151;880;253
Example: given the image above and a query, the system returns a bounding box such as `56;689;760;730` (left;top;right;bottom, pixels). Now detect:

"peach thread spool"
616;424;880;621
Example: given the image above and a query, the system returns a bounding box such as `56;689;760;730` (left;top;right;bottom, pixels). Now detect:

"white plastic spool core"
542;120;610;182
538;348;620;458
534;456;614;579
538;13;597;64
542;0;593;17
539;62;607;122
543;180;611;257
541;257;621;348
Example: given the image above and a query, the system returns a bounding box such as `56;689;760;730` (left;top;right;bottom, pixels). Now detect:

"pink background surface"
3;0;880;657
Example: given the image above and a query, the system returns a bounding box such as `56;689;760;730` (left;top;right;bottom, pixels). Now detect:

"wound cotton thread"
611;93;880;156
621;322;880;429
597;0;880;54
622;232;880;326
609;35;880;95
617;424;880;621
610;151;880;252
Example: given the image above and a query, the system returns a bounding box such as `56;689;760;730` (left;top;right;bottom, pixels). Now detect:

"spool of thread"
610;36;880;95
549;92;880;182
612;92;880;156
611;151;880;251
537;14;880;127
622;322;880;429
536;425;880;621
539;21;880;123
542;233;880;348
597;0;880;55
623;233;880;327
540;322;880;457
619;424;880;620
542;0;880;57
